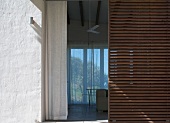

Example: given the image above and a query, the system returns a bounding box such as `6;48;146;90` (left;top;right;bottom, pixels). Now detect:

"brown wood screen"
109;0;170;122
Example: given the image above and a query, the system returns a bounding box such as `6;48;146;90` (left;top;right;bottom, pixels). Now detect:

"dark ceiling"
67;0;108;26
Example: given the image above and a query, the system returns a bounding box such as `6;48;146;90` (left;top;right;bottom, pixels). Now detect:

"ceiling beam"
95;1;101;25
79;1;84;26
67;10;70;25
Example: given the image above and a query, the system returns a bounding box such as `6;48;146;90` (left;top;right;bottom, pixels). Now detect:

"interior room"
67;0;108;121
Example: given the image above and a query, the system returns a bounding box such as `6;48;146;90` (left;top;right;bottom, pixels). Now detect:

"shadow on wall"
30;0;44;44
31;20;42;44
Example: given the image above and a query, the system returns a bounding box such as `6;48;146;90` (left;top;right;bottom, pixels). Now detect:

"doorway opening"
67;0;108;121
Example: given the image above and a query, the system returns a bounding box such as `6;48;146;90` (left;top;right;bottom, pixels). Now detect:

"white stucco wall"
0;0;45;123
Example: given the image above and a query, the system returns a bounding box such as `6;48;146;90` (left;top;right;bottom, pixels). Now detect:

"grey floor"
48;104;108;123
67;104;108;121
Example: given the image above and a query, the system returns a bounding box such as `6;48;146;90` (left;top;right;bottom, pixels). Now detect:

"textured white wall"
0;0;44;123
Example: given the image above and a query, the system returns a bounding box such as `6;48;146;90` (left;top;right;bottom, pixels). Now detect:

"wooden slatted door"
109;0;170;122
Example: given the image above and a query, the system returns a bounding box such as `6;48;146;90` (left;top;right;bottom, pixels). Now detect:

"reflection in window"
68;48;108;104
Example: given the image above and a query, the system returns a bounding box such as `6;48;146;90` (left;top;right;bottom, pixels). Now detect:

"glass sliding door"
69;49;84;104
68;47;108;104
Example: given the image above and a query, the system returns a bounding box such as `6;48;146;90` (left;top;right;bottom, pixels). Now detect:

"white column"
47;1;67;120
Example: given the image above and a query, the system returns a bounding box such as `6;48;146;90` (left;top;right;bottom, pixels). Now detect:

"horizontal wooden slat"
110;107;170;112
111;28;170;31
110;54;170;55
110;116;170;119
110;62;170;64
110;1;170;3
110;56;170;58
110;96;170;100
111;21;169;24
111;6;170;8
110;70;170;72
109;69;170;72
110;8;170;11
109;80;170;82
110;83;170;85
109;58;170;60
109;47;170;50
110;18;170;21
110;72;170;75
110;105;170;108
110;10;170;12
110;90;170;94
110;102;170;105
109;118;170;121
109;49;170;52
111;32;170;34
110;34;170;37
109;121;169;123
110;0;170;2
110;87;170;90
109;78;170;81
110;93;170;97
110;75;170;77
110;24;170;28
110;85;170;88
110;111;170;114
110;36;170;39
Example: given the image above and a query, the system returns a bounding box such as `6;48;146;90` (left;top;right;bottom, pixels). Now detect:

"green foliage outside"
70;57;108;104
